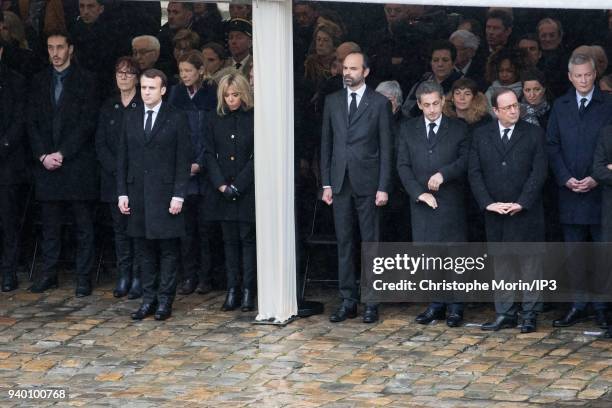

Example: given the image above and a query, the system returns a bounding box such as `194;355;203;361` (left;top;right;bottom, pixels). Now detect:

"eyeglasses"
497;102;519;112
132;49;155;57
116;71;137;79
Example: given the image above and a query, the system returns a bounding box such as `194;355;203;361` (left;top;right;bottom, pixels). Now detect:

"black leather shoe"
362;305;379;324
131;302;157;320
154;303;172;321
75;279;92;297
595;310;609;329
177;278;198;295
195;281;212;294
127;278;143;299
415;308;445;325
481;315;517;331
113;275;131;298
241;288;255;312
521;318;537;333
221;287;241;311
329;303;357;323
29;276;58;293
553;308;589;327
1;273;18;292
446;313;463;328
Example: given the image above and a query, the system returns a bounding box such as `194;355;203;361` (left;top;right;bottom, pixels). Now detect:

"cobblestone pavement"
2;276;612;407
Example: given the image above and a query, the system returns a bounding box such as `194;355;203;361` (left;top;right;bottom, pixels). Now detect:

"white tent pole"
252;0;298;323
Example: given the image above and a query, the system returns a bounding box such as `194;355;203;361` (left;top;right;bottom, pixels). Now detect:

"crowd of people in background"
0;1;612;330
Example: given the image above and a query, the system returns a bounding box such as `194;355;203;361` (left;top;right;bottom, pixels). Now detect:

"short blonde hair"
216;73;253;116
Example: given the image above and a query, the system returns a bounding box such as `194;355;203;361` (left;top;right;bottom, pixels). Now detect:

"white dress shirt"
425;115;443;136
498;122;516;141
347;83;367;110
575;87;594;109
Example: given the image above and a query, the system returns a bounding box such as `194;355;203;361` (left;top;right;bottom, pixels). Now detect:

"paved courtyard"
2;275;612;407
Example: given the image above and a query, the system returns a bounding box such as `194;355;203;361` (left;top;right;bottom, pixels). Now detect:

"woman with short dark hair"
95;56;141;298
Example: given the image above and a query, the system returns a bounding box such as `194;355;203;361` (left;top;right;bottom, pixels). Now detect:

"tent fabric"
253;0;298;323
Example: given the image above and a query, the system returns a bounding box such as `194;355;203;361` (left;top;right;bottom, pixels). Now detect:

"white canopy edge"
312;0;609;10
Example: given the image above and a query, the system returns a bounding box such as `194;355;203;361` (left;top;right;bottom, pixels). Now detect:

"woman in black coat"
202;73;255;312
168;50;217;296
95;56;141;299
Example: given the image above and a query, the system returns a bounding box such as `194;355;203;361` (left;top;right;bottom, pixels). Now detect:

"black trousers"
0;185;19;278
40;200;95;280
332;175;380;304
179;194;212;284
134;237;179;305
109;203;133;278
221;221;256;290
493;254;543;319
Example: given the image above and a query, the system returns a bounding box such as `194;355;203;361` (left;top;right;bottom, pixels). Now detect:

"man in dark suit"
27;31;99;296
117;69;191;321
0;37;26;292
547;53;612;329
397;80;469;327
320;51;393;324
469;88;548;333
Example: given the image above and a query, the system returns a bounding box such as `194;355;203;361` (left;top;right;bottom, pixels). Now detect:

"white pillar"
252;0;298;323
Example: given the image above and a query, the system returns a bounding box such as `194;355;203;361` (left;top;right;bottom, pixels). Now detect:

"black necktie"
144;110;154;139
54;74;63;103
502;128;510;146
579;97;587;117
349;92;358;122
427;122;436;143
235;62;242;69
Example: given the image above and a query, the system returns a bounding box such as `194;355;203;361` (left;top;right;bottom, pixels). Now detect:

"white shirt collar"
424;115;442;134
347;83;367;108
576;87;594;107
144;100;162;114
231;55;250;67
498;121;516;139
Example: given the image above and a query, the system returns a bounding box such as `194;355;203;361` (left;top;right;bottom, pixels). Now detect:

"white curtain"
253;0;298;323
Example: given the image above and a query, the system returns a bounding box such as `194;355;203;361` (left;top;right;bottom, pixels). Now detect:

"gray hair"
132;35;160;51
449;29;480;50
568;53;595;72
376;80;403;106
537;17;563;38
415;81;444;102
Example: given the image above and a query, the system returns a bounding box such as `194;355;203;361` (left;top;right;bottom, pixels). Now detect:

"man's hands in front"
169;198;183;214
486;202;522;215
566;176;598;193
41;152;63;171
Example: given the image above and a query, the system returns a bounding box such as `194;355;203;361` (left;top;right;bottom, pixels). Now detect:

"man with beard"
27;31;99;296
320;52;393;324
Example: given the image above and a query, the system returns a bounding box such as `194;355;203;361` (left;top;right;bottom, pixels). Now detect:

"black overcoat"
592;125;612;241
95;93;141;203
117;102;192;239
202;108;255;223
469;120;548;243
0;64;27;185
397;115;469;242
27;66;100;201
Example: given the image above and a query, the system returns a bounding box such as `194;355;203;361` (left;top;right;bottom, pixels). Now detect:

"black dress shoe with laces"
241;288;255;312
481;315;517;331
415;308;445;325
131;302;157;320
113;275;130;298
446;313;463;327
221;287;241;311
154;303;172;321
595;310;609;329
521;318;537;333
29;276;58;293
329;303;357;323
177;278;198;295
75;279;92;298
553;308;589;327
362;305;379;323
